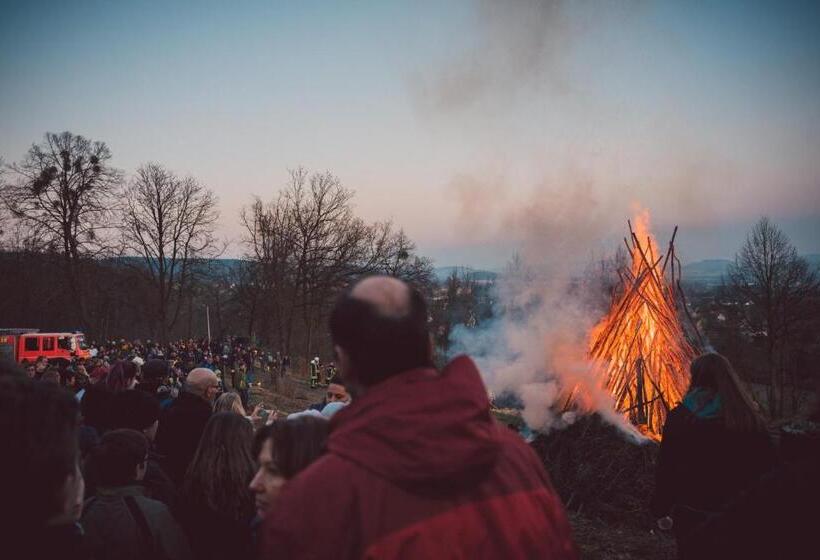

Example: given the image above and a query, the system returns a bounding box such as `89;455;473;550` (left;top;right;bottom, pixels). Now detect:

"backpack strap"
82;496;98;516
123;495;157;557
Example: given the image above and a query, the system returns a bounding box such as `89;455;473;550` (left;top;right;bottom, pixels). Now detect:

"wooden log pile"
586;219;699;438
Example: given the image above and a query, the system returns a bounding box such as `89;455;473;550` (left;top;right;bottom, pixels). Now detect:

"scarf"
682;387;721;420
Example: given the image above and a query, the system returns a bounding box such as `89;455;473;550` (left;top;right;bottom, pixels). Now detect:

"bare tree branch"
2;132;123;327
121;163;219;341
727;217;820;417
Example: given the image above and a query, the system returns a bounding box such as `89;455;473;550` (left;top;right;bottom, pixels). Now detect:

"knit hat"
141;359;171;382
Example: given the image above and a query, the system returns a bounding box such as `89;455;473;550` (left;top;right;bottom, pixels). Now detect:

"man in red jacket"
261;276;578;559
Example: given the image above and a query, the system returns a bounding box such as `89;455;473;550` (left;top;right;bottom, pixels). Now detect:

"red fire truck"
0;328;92;365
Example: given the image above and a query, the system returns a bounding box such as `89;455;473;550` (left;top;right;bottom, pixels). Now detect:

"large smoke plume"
446;176;647;442
412;0;816;437
412;1;691;441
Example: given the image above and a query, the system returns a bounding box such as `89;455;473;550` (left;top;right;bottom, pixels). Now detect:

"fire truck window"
58;337;72;351
43;338;54;351
24;338;39;351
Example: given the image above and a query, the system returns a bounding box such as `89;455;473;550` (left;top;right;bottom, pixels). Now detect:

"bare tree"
240;167;434;363
577;246;631;317
0;158;10;247
229;259;265;340
362;223;434;287
286;168;371;360
728;217;819;418
121;163;219;341
3;132;122;327
240;195;298;348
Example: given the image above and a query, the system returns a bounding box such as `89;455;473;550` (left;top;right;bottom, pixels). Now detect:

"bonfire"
587;211;698;439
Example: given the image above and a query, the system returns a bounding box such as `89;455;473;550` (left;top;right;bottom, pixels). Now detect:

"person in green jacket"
82;429;191;560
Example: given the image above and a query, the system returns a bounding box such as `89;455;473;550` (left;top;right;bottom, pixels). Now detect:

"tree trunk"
65;253;89;331
767;339;780;419
304;311;313;378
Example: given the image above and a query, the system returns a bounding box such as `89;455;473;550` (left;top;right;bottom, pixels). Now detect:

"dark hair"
0;362;80;529
329;282;432;387
182;412;255;523
81;384;113;432
40;367;61;384
252;416;329;479
141;359;170;381
327;376;346;388
102;360;138;393
689;352;767;432
60;369;77;385
86;429;148;487
112;389;160;432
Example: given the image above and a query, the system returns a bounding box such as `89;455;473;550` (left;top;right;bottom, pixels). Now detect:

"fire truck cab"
0;329;91;365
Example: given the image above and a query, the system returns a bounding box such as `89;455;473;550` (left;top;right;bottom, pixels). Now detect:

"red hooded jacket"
261;355;578;559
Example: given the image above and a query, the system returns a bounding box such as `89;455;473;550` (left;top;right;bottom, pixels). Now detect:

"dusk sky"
2;0;819;269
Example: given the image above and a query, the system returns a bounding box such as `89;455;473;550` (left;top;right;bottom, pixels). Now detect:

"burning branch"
586;213;698;438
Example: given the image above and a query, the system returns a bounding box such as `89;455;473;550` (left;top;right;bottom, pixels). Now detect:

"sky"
1;0;819;270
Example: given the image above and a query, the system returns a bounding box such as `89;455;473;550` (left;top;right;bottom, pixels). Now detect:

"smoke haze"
426;2;696;438
411;0;820;267
447;182;648;441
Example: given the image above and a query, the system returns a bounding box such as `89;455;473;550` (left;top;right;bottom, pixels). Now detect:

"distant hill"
105;256;820;287
102;256;245;276
681;259;730;287
434;266;498;283
681;254;820;287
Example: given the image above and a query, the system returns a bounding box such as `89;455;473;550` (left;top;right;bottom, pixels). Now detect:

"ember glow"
586;209;696;439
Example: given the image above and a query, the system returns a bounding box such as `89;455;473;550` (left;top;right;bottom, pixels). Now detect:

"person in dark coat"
155;368;219;486
681;385;820;560
81;430;191;560
1;360;88;560
680;438;819;560
138;359;172;401
106;389;176;506
80;382;114;431
650;352;776;554
261;277;578;559
175;413;257;560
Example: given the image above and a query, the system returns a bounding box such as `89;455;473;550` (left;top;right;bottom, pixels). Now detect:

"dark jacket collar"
96;484;145;498
175;389;212;410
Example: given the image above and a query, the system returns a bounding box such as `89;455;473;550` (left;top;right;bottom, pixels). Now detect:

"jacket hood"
327;355;501;490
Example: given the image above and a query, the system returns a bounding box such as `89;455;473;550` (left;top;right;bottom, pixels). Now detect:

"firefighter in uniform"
309;356;320;388
326;363;337;385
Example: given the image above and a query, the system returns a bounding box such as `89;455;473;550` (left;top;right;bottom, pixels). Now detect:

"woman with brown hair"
102;360;139;393
175;412;256;560
249;416;329;519
651;352;776;555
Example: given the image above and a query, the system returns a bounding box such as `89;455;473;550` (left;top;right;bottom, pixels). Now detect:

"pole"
206;305;211;344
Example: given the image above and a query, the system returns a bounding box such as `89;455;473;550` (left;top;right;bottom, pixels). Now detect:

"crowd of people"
24;336;296;407
2;275;818;559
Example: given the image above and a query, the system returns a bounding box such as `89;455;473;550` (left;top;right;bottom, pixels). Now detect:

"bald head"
186;368;219;401
330;276;432;388
350;276;411;318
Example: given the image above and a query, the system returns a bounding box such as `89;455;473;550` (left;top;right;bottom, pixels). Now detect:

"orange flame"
586;208;695;439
